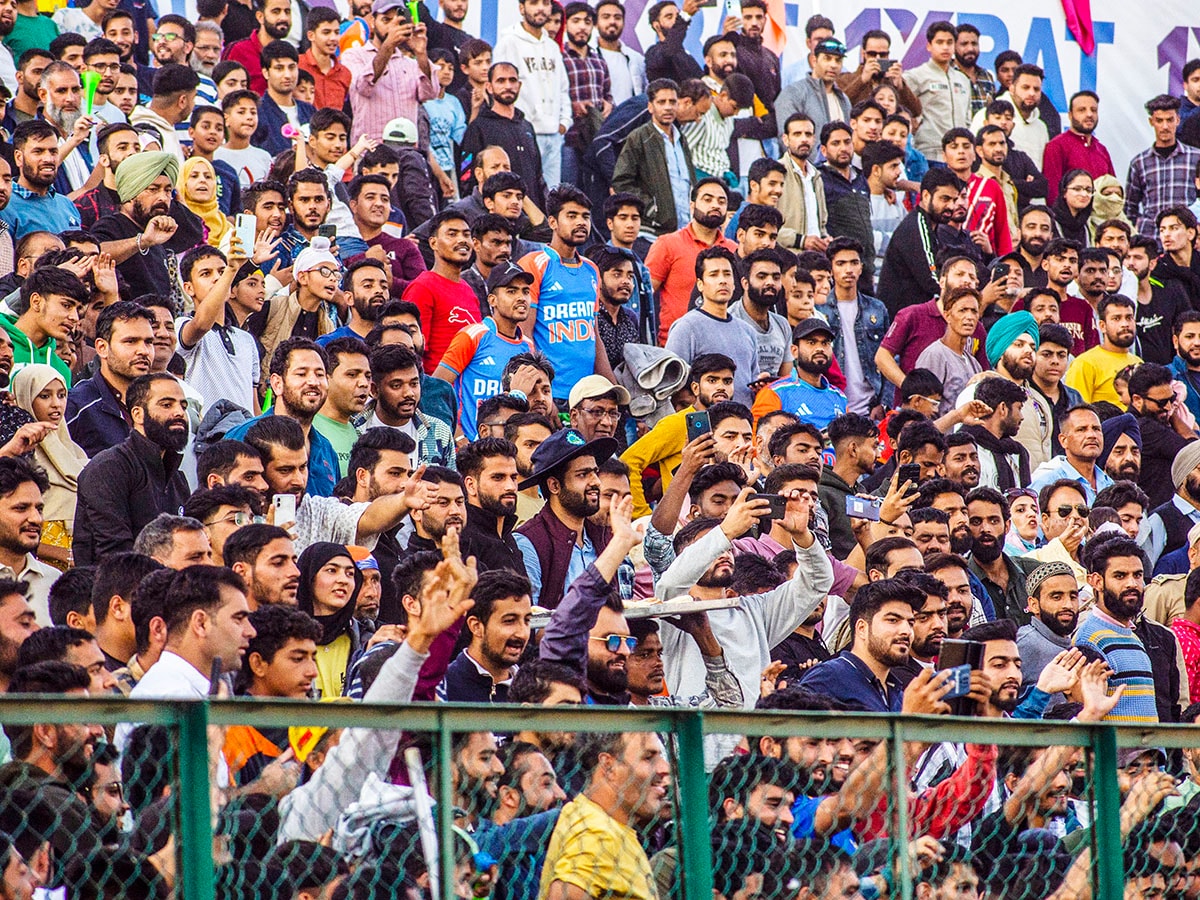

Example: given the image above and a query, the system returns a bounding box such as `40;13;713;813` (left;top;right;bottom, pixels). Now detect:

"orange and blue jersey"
518;246;601;400
751;373;848;430
437;319;535;438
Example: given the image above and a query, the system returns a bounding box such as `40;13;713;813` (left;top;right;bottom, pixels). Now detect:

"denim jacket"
819;292;890;405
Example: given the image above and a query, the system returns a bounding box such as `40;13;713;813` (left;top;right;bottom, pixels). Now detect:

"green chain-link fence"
1;697;1199;900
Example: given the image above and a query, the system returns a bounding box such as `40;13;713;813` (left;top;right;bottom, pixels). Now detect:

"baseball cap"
568;375;632;410
791;317;835;342
485;261;534;293
371;0;404;14
814;38;847;57
381;116;418;145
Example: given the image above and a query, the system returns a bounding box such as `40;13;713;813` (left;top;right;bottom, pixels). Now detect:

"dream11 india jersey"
437;319;536;439
519;246;602;400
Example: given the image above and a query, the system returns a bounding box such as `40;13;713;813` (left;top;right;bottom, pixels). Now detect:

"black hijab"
296;542;363;646
1051;168;1093;246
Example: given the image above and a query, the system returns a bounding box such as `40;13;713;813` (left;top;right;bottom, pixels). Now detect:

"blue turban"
985;311;1040;368
1097;413;1141;469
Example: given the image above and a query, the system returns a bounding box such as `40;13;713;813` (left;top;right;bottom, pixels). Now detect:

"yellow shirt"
314;633;351;700
620;407;691;519
1063;344;1141;406
539;795;659;900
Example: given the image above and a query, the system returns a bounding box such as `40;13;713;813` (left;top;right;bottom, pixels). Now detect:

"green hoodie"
0;312;72;388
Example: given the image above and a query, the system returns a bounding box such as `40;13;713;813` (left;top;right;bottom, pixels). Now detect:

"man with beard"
436;262;536;441
91;151;201;300
1127;237;1191;366
520;186;617;402
776;114;829;253
318;260;390;349
893;570;949;673
442;568;532;703
775;38;849;159
1017;239;1098;356
1009;206;1052;290
951;23;996;115
972;64;1049;168
1017;561;1081;689
626;616;741;709
0;460;55;626
971;126;1020;253
964;486;1039;625
363;343;455;468
0;121;81;241
313;337;370;478
505;411;554;524
457;437;524;574
347;176;426;300
816;123;875;283
128;64;198;161
877;168;962;319
923;552;980;641
223;0;290;95
592;248;639;373
38;65;92;195
817;413;880;560
74;124;140;229
1076;535;1161;721
960;376;1030;491
666;246;761;406
755;310;849;426
460;65;546;212
592;0;643;106
463;213;517;313
621;352;735;518
944;433;981;489
80;39;125;132
644;177;738;343
1065;296;1141;406
1043;91;1115;205
403;210;481;375
403;466;466;559
0;660;104;877
800;578;924;711
66;302;155;458
731;249;792;382
3;49;50;135
72;374;191;565
513;428;615;609
1030;405;1113;504
1099;414;1143;488
225;339;341;497
1130;360;1199;519
1171;312;1200;425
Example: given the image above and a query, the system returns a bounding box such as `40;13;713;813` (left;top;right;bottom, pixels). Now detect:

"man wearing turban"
91;151;199;301
956;310;1055;470
1099;413;1142;482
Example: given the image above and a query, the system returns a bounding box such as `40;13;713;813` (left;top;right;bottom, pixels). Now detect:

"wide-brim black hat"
517;428;619;490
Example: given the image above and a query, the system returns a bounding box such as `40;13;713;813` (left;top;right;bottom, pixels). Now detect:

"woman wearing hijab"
11;364;89;567
1088;174;1134;241
1050;168;1094;246
296;542;364;699
178;156;233;252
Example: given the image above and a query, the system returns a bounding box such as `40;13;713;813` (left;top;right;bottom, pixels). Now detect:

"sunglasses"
1054;504;1089;519
589;634;638;653
1142;394;1175;409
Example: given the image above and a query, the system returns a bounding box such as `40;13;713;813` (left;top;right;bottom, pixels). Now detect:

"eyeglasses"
911;394;943;408
1054;504;1089;519
89;63;121;72
96;780;124;799
206;511;259;528
311;266;339;279
1066;185;1095;194
152;32;184;42
590;634;638;652
578;406;620;422
863;50;888;58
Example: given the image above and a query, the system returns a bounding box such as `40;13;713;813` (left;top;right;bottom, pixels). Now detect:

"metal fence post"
176;700;215;900
676;710;713;900
889;718;913;900
436;709;455;900
1091;725;1123;900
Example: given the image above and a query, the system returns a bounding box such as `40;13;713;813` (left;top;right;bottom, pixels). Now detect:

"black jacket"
1154;252;1200;308
818;163;876;294
1003;144;1049;208
442;650;509;702
460;105;545;209
460;502;524;575
731;33;781;109
73;430;189;565
1134;615;1182;723
877;207;941;319
644;15;704;86
66;370;130;458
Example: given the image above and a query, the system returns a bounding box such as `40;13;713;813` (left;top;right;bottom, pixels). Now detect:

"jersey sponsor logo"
480;356;496;365
471;377;502;395
547;319;596;343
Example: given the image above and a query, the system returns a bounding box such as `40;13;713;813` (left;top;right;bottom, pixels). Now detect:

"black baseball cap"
791;317;835;342
486;261;534;293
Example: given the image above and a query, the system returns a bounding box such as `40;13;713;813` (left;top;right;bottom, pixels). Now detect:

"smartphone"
208;658;223;695
750;493;787;521
990;262;1011;283
272;492;297;525
685;411;711;443
317;224;337;240
876;58;895;71
897;463;922;492
936;639;985;715
846;495;881;521
234;213;257;258
940;664;973;700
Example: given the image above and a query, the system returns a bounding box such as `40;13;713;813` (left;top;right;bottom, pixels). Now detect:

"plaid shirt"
953;61;997;117
563;44;611;107
1126;142;1200;236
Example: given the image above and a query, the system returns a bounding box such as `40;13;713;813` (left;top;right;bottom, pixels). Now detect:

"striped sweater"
1074;610;1159;723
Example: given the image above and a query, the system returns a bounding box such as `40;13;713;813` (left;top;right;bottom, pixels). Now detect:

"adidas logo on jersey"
481;356;496;365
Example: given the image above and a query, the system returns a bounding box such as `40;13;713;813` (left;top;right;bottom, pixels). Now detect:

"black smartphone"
991;262;1011;283
876;58;895;71
897;463;922;492
750;493;787;520
208;658;223;696
317;224;337;239
936;639;985;715
685;411;711;443
846;495;881;521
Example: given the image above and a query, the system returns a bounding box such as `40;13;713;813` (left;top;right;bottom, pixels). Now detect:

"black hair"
1037;477;1088;516
508;657;586;703
20;266;89;312
962;618;1019;643
768;422;822;461
706;400;752;431
197;440;262;486
151;63;200;98
736;204;784;235
16;626;96;671
222;524;291;569
899;368;943;404
245;415;306;463
848;578;926;631
1038;322;1075;351
481;170;526;200
390;551;442;621
965;485;1010;522
827;412;877;447
48;566;96;627
4;661;91;758
369;343;421;381
763;463;820;495
897;420;946;457
1085;534;1147;576
162;566;247;638
91;553;163;628
1127;362;1173;399
240;605;322;689
546;184;591;217
348;427;417;478
864;536;920;575
269;336;329;379
468;570;533;629
260;38;298;68
689;462;747;500
974;376;1027;411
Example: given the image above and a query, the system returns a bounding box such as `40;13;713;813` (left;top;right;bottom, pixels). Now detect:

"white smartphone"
234;213;257;258
272;493;296;524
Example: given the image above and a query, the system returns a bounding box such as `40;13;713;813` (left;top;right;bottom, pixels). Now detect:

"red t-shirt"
879;298;988;371
1013;293;1098;355
401;271;482;374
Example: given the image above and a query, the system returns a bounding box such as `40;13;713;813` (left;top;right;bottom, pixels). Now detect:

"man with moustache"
1018;561;1081;690
459;65;546;211
964;486;1038;625
74;124;142;229
1076;535;1161;721
318;259;391;347
592;248;639;373
457;437;524;575
222;0;291;95
1127;364;1194;513
403;210;481;376
346;175;426;300
73;374;191;565
877;168;963;319
568;376;630;445
1029;405;1113;504
362;343;455;468
891;571;949;676
435;262;536;441
731;249;792;381
35;62;97;197
1170;313;1200;423
1013;206;1054;289
1042;91;1115;205
513;429;615;609
1065;297;1141;406
959;377;1031;491
1127;236;1191;366
1099;414;1142;485
442;570;533;703
752;318;848;430
1140;439;1200;571
0;120;82;241
944;434;981;489
224;524;302;610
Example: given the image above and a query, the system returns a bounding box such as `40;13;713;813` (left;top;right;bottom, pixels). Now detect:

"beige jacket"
778;155;829;250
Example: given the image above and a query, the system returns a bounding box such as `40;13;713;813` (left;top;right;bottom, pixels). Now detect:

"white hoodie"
492;23;571;136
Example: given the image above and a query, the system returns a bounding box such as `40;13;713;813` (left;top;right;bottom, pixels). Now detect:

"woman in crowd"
296;541;365;700
1004;487;1043;555
1050;169;1094;246
179;157;233;252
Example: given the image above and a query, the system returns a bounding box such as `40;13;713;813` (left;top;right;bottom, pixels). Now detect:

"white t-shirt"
837;298;872;413
175;317;261;414
214;145;273;188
